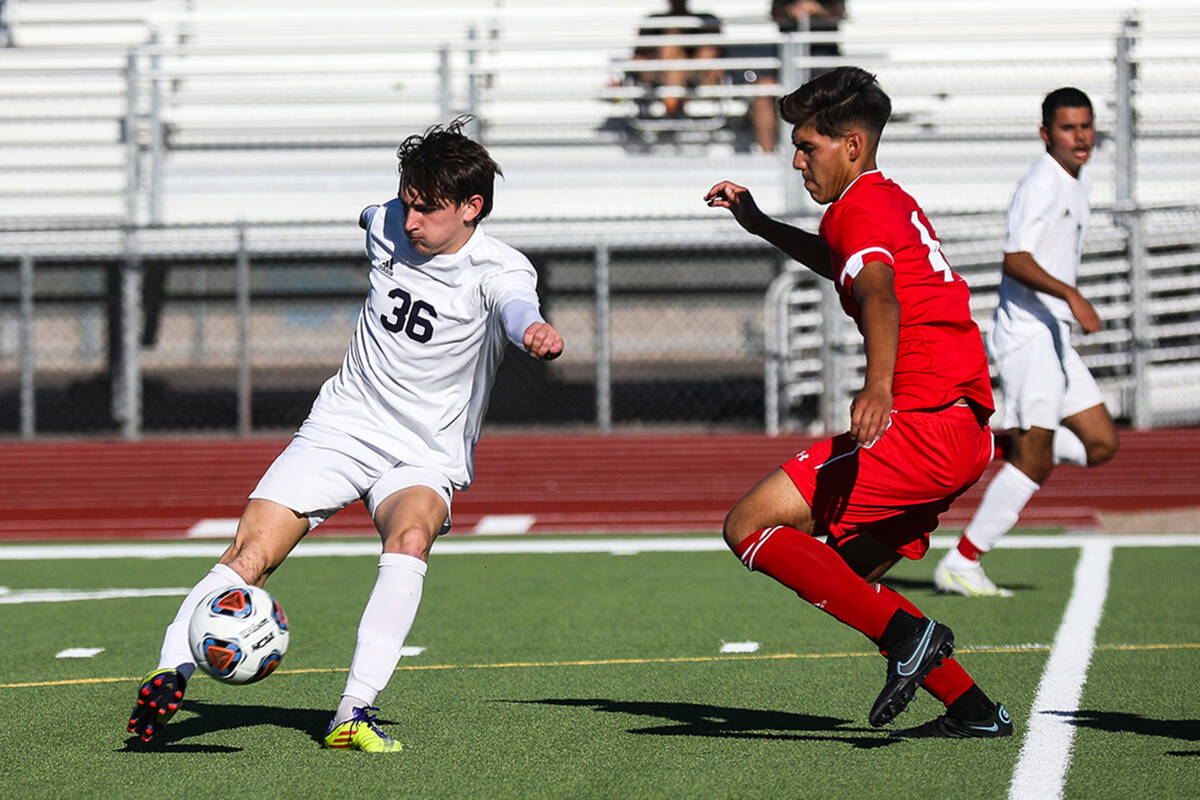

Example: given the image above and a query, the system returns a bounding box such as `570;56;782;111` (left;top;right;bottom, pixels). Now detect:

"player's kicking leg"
126;500;306;742
126;562;245;741
127;668;187;742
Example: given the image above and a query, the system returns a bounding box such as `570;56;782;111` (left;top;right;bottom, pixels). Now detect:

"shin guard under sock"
735;526;901;641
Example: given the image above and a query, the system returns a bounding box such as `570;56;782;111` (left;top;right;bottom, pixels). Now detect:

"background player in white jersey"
934;88;1119;597
126;117;564;751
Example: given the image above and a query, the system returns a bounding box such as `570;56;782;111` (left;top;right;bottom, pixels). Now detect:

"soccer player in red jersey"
704;66;1012;738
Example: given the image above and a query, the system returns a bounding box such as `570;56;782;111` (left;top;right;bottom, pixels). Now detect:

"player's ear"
845;130;865;162
461;194;485;223
1038;125;1051;149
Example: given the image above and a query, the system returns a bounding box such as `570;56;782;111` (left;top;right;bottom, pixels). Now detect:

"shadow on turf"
1046;709;1200;756
507;698;898;750
117;700;342;752
880;577;1037;594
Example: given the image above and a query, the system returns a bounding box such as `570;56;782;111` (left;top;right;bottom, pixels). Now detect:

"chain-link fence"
0;220;783;436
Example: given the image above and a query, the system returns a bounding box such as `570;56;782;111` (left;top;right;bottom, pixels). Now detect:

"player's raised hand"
704;181;765;234
849;383;892;448
523;321;564;360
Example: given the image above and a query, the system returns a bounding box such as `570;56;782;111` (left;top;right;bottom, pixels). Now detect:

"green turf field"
1;534;1197;799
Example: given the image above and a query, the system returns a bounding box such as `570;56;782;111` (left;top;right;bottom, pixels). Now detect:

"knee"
1087;433;1119;467
382;525;435;561
721;503;756;553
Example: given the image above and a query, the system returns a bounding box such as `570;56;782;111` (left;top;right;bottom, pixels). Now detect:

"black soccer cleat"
890;703;1014;738
126;668;187;742
869;618;954;727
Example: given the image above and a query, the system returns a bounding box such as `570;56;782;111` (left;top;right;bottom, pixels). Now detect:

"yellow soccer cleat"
323;706;402;753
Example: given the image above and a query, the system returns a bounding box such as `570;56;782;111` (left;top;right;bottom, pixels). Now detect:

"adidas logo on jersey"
376;258;394;276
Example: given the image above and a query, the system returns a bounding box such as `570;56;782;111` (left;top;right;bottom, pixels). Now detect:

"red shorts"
782;404;993;560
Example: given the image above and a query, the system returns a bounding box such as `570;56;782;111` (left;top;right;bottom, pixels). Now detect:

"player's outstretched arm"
523;321;564;360
704;181;834;279
1002;251;1100;333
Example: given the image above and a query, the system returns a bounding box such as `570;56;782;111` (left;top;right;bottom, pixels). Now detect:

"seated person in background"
739;1;846;152
631;0;725;117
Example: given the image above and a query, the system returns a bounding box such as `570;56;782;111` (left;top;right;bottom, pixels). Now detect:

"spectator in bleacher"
125;117;565;752
705;67;1012;739
934;87;1119;598
631;0;725;117
736;1;846;153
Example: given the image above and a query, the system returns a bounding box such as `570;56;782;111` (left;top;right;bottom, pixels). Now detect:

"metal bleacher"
3;0;1200;229
2;0;1200;435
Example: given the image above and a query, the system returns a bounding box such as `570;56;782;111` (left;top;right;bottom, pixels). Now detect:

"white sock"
334;694;374;725
157;562;245;676
339;553;427;716
1053;426;1088;466
961;462;1041;554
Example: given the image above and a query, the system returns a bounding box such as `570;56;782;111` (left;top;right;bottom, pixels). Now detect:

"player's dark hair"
1041;87;1093;128
777;66;892;142
396;115;502;224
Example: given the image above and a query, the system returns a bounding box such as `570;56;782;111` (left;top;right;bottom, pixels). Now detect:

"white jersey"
305;198;540;489
993;151;1091;345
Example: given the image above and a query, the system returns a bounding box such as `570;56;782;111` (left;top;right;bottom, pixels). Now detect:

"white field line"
0;586;191;603
0;533;1197;561
1008;541;1113;800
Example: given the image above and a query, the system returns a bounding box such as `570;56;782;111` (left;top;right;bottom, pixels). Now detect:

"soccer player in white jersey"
126;118;564;751
934;88;1119;597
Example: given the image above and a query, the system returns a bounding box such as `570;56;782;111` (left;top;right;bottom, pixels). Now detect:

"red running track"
0;429;1195;541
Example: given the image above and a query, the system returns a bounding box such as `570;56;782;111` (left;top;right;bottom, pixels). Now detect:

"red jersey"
819;171;994;414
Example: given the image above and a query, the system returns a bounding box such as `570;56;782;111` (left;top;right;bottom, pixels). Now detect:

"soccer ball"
188;585;289;684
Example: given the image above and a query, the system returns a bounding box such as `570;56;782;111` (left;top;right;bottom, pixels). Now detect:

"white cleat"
934;556;1013;598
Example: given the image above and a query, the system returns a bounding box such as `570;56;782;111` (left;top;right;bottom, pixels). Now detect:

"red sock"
956;535;984;562
875;584;975;706
734;526;899;641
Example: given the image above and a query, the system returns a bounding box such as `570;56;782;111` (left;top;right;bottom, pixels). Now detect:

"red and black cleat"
126;669;187;742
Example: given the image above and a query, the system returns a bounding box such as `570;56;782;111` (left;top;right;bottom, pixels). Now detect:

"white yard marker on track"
472;515;536;535
187;519;238;538
1008;540;1113;800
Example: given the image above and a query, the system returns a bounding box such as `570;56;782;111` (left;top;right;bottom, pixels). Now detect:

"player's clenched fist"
523;321;564;360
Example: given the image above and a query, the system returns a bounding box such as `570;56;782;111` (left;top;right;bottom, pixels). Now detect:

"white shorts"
250;419;454;534
991;320;1104;431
